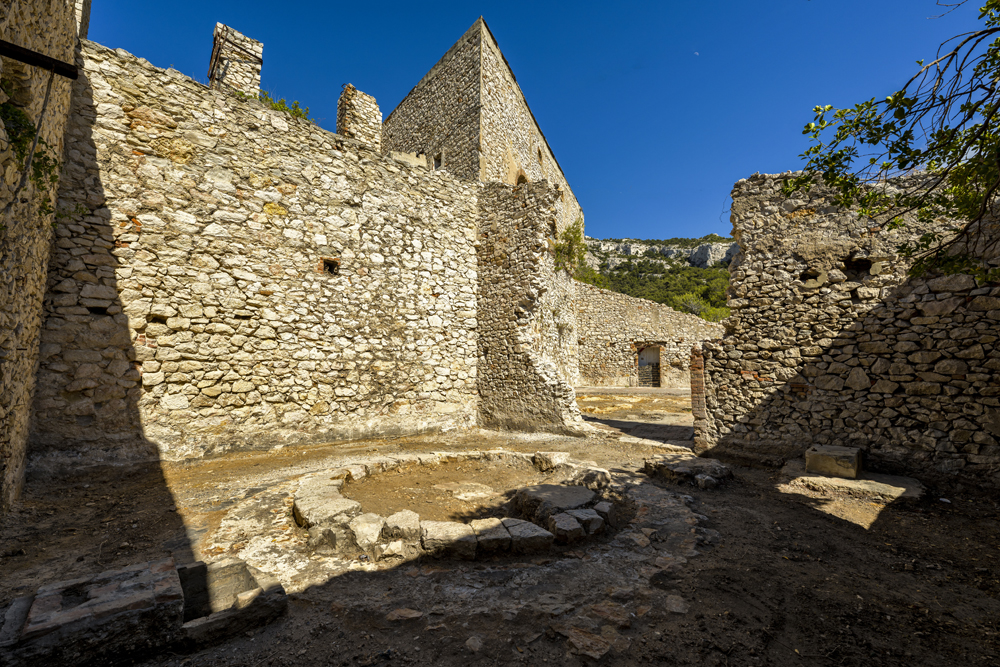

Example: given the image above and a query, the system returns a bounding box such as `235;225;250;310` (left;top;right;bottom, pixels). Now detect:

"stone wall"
693;172;1000;488
381;20;482;181
0;0;84;511
207;23;262;97
478;23;582;235
31;40;481;463
477;181;583;432
576;283;723;388
337;84;381;152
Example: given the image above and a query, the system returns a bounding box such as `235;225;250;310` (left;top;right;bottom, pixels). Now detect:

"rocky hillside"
585;234;738;270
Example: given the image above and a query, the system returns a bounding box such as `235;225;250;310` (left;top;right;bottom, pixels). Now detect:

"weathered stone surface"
469;517;511;553
514;484;595;522
643;454;731;486
532;451;570;471
292;487;361;529
805;445;861;479
348;514;386;552
307;527;336;553
420;521;477;559
501;518;554;553
547;512;585;544
565;508;605;534
383;510;421;541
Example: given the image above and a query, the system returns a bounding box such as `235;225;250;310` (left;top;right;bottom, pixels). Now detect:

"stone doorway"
637;345;661;387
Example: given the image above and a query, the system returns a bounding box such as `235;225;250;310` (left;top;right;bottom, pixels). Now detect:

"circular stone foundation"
290;450;624;563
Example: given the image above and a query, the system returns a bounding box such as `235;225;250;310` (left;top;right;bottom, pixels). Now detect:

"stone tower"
382;17;583;234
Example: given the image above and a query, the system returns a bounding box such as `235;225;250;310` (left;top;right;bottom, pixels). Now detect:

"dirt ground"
1;390;999;666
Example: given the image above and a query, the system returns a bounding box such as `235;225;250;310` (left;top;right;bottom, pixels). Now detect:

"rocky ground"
1;390;999;666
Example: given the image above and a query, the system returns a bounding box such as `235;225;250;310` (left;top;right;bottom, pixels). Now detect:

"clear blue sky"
88;0;980;240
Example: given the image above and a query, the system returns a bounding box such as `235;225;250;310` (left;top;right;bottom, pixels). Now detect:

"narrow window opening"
322;258;341;275
537;148;543;164
433;153;442;170
86;306;109;315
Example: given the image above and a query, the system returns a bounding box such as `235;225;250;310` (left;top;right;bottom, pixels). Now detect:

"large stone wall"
693;172;1000;488
477;181;583;432
31;40;481;463
381;20;482;181
576;283;723;387
0;0;84;511
478;23;582;235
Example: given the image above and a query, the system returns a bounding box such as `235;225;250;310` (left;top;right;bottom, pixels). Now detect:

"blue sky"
88;1;981;240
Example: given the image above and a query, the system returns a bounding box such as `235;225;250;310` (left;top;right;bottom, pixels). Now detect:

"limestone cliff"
585;236;738;270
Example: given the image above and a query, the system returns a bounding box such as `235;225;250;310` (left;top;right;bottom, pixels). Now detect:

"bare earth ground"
1;390;998;666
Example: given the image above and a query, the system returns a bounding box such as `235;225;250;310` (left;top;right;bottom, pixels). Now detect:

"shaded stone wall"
0;0;83;511
32;41;480;464
694;172;1000;488
207;23;262;97
478;23;582;235
381;20;482;181
477;181;582;432
575;283;723;388
337;84;381;152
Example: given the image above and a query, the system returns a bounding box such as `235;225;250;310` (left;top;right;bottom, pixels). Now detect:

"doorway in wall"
637;345;661;387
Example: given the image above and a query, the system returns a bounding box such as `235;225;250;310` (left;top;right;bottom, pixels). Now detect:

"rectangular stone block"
805;445;861;479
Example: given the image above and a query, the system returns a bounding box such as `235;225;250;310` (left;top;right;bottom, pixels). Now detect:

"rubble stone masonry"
207;23;262;97
576;284;724;387
0;0;84;511
337;84;381;152
694;173;1000;487
31;41;481;463
383;19;583;235
476;182;582;432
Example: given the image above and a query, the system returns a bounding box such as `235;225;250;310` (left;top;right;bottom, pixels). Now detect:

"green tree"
787;0;1000;280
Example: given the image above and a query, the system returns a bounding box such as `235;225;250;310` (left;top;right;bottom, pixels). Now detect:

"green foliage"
600;233;733;248
1;80;61;218
555;217;588;275
233;88;314;122
786;0;1000;282
575;254;731;322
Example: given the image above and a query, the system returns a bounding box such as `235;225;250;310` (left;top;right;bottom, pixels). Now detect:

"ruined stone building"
0;5;716;513
691;174;1000;487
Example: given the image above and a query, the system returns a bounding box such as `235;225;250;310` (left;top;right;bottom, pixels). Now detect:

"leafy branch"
786;0;1000;281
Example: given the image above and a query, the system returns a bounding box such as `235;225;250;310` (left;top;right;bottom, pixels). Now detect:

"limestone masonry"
0;12;709;509
0;0;88;511
693;173;1000;487
577;284;723;388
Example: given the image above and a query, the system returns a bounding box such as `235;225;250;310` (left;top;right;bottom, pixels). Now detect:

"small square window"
433;153;442;170
321;258;340;275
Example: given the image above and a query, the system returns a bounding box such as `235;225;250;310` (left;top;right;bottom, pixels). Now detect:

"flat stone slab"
781;460;925;502
432;482;495;501
293;474;361;528
470;518;511;553
421;521;477;560
643;454;731;486
514;484;595;522
805;445;861;479
502;518;554;553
